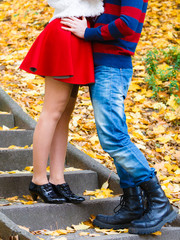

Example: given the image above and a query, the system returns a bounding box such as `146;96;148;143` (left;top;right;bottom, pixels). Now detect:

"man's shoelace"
143;197;153;214
113;194;129;214
113;194;144;214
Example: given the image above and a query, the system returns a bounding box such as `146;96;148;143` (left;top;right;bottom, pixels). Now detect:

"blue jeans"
89;65;155;188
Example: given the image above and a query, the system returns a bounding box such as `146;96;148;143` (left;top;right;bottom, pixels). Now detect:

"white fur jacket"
48;0;104;22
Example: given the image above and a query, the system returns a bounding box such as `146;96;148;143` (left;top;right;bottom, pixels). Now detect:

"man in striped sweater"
61;0;177;234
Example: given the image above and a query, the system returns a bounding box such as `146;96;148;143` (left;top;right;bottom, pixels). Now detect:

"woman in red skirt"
20;0;104;204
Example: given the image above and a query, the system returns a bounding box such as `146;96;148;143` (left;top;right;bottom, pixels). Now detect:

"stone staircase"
0;89;179;240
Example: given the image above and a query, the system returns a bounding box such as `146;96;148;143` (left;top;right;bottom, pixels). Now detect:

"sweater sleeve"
84;0;145;41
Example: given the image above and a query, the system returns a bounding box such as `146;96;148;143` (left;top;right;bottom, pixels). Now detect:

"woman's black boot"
51;182;85;203
29;181;66;204
93;186;144;229
129;176;177;234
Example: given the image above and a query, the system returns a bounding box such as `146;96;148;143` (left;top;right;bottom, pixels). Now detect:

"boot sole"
128;210;177;235
93;219;131;230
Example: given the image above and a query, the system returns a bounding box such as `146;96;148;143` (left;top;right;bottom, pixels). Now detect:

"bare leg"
49;85;79;185
32;77;73;185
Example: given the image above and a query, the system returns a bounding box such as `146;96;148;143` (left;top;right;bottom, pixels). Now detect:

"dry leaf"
152;231;162;236
18;225;30;232
79;232;89;236
24;166;33;172
72;223;90;231
101;180;109;189
6;196;18;201
20;200;35;205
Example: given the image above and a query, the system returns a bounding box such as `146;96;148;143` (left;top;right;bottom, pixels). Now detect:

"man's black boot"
129;176;177;234
93;186;144;229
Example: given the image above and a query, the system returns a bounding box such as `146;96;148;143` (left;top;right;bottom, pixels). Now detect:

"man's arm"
61;0;146;40
85;0;145;41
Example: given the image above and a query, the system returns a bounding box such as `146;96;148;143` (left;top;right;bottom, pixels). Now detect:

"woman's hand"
61;17;87;39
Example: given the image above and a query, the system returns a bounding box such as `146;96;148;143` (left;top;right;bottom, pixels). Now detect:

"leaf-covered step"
36;227;180;240
0;198;120;231
1;198;179;240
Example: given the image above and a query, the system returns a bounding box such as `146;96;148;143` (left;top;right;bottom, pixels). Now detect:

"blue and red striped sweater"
84;0;148;68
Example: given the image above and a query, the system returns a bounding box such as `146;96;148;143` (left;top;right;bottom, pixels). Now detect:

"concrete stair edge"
66;227;180;240
0;87;36;130
0;211;38;240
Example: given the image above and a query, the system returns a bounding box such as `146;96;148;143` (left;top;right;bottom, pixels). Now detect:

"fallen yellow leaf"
79;232;89;236
152;231;162;236
101;180;109;189
72;223;90;231
6;196;18;201
20;200;35;205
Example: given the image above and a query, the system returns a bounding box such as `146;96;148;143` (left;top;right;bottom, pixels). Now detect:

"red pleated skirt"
20;18;95;85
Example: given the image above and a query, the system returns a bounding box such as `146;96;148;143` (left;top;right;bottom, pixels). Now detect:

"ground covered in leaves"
0;0;180;211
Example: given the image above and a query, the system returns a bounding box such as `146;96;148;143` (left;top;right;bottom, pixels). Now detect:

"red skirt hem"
20;19;95;85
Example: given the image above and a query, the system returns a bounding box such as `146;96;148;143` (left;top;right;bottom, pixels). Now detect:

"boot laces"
144;197;153;214
113;194;129;214
114;193;144;214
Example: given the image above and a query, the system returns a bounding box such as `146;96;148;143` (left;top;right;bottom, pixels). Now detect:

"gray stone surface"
0;198;120;231
170;214;180;227
0;113;14;128
0;87;36;130
38;227;180;240
0;211;38;240
0;170;98;197
0;149;33;171
0;130;33;147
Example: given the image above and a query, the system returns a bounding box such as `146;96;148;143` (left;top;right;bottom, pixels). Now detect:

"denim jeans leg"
89;66;155;188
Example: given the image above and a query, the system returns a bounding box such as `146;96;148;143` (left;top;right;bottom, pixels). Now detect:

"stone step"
0;148;33;171
0;205;180;240
0;130;33;147
0;170;98;197
38;227;180;240
0;198;179;240
0;113;14;128
0;198;120;231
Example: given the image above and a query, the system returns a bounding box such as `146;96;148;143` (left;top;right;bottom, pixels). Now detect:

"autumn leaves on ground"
0;0;180;220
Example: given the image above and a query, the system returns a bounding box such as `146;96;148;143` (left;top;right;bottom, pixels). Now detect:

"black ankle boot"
51;183;85;204
29;182;66;204
129;176;177;234
93;186;144;229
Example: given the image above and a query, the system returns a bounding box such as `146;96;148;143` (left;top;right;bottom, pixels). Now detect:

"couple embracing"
20;0;177;235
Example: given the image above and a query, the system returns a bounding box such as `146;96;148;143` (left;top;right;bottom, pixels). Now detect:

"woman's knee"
40;109;62;123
